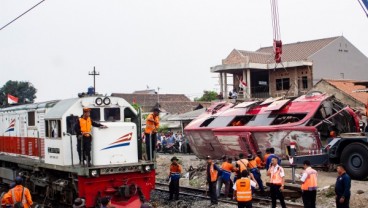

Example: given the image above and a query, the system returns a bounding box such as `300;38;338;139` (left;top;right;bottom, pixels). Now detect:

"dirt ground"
155;154;368;208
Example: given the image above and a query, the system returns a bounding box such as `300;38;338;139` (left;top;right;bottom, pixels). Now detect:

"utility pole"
89;66;100;94
157;87;160;103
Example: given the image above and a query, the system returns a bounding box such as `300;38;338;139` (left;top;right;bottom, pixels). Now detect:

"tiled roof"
168;108;206;121
158;101;201;114
237;50;273;64
256;36;339;62
323;79;368;104
111;93;191;113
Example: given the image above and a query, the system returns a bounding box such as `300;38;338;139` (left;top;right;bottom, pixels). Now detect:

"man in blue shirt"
335;164;351;208
265;148;280;170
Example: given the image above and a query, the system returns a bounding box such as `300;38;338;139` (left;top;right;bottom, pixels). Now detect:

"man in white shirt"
299;160;318;208
267;157;286;208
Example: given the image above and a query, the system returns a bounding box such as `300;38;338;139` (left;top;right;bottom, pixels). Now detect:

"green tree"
195;90;218;101
0;80;37;107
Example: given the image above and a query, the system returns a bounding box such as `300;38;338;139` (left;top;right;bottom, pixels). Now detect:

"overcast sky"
1;0;367;102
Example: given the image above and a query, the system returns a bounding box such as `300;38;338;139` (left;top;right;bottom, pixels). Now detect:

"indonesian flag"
7;94;19;104
238;76;247;88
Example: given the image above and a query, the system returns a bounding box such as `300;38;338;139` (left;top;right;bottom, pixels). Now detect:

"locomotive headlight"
91;169;99;177
144;165;151;172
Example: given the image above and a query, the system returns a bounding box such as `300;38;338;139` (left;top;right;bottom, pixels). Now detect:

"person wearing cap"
2;176;33;208
247;154;264;194
218;157;235;198
206;156;221;206
100;196;111;208
75;107;107;167
144;107;160;161
168;156;182;200
233;170;258;208
299;160;317;208
267;157;286;208
73;198;86;208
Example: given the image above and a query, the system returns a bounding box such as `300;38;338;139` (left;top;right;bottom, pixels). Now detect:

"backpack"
12;187;24;208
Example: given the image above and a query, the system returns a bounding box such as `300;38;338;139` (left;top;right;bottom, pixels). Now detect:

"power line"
0;0;46;31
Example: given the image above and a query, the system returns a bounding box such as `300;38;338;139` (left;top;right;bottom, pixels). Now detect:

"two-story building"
211;36;368;99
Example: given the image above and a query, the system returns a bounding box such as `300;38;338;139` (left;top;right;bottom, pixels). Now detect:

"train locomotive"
0;95;155;207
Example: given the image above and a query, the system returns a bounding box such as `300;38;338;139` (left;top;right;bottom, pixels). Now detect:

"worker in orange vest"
255;150;264;169
168;156;182;200
2;176;33;208
233;170;258;208
206;156;221;206
247;154;265;194
218;156;236;198
300;160;317;208
75;107;107;167
267;157;286;208
144;108;160;161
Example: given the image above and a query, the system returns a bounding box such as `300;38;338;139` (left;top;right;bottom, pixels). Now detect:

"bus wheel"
341;143;368;180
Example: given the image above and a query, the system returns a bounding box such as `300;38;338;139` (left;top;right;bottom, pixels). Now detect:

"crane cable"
270;0;281;41
0;0;46;31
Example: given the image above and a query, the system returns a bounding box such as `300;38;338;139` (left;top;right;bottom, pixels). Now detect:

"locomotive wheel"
341;143;368;180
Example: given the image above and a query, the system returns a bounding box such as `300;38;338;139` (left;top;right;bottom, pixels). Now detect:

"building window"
28;111;35;126
276;78;290;91
302;76;308;89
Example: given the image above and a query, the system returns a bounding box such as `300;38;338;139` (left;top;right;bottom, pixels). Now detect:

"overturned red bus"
185;92;360;160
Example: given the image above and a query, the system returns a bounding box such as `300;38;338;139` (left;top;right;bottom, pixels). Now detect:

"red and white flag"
238;76;247;88
7;94;19;104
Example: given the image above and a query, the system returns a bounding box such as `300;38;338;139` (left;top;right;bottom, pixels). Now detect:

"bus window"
104;108;121;122
228;115;254;126
271;114;307;125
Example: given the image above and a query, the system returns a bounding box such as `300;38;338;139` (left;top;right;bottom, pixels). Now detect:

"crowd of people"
168;147;352;208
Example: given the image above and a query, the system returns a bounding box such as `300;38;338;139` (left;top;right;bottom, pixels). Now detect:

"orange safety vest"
269;165;283;185
237;159;248;172
248;160;258;169
170;164;182;174
301;168;318;191
209;163;218;182
79;117;92;137
255;156;263;168
236;178;252;202
221;162;234;172
145;113;159;134
2;185;33;208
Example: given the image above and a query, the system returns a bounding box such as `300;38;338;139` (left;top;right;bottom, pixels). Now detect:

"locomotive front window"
104;108;121;122
90;108;101;121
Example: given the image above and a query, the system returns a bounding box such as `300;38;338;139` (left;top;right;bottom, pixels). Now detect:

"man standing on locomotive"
144;107;160;161
75;108;107;167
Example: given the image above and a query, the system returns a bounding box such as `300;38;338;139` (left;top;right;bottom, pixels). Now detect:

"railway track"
155;182;304;208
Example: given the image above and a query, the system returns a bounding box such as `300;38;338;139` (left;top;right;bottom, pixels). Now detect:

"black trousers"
169;179;180;200
336;196;350;208
145;133;157;160
77;136;92;164
237;201;252;208
302;190;316;208
270;184;286;208
208;181;218;204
